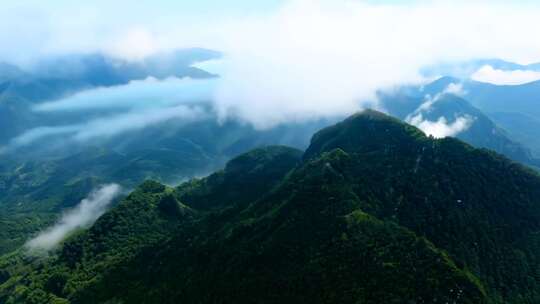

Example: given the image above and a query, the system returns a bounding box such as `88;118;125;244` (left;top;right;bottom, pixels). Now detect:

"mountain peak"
304;109;426;160
177;145;302;210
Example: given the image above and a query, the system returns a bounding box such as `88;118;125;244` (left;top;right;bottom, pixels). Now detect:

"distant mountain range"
422;76;540;158
380;81;540;167
1;52;539;164
0;48;221;99
0;48;221;145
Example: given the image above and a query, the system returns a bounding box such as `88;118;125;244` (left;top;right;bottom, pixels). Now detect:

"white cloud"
34;77;216;112
206;1;540;128
74;105;206;141
4;0;540;129
26;184;122;252
10;125;80;147
191;59;226;76
471;65;540;85
11;105;207;148
411;83;464;115
405;82;473;138
443;83;465;97
408;114;474;139
106;28;160;61
7;77;213;149
416;95;438;113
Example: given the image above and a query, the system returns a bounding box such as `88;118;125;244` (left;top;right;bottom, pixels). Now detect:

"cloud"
408;114;474;139
4;0;540;129
405;82;473;138
442;83;466;97
34;77;216;112
206;1;540;128
26;184;122;252
412;83;464;114
191;59;226;76
5;77;213;149
10;125;80;147
10;104;207;148
106;28;160;61
471;65;540;85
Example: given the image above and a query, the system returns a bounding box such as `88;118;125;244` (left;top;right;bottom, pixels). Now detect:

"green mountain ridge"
2;111;540;303
0;115;331;255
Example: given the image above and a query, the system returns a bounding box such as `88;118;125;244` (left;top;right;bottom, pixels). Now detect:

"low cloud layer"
26;184;121;252
471;65;540;85
415;83;465;113
406;83;473;138
7;77;211;149
3;1;540;133
34;77;216;112
11;104;206;148
206;1;540;128
408;114;474;139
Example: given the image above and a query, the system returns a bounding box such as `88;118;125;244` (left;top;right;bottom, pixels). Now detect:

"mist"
3;0;540;135
404;83;473;138
6;77;213;149
471;65;540;85
408;114;474;139
25;184;122;252
34;77;216;112
207;0;540;128
10;104;207;148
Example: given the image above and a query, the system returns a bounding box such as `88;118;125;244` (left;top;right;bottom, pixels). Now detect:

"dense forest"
2;111;540;303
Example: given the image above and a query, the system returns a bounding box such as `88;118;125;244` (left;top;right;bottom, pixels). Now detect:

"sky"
4;0;540;143
0;0;284;63
4;0;540;64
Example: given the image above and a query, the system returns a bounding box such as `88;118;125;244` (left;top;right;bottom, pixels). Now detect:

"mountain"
0;116;332;255
29;48;220;91
0;48;234;254
460;80;540;158
489;111;540;157
421;76;540;157
0;145;217;255
0;50;333;257
3;111;540;303
426;77;540;118
0;63;25;83
380;88;539;167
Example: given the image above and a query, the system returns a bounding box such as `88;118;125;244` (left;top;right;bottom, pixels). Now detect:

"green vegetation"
0;146;216;255
2;111;540;303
